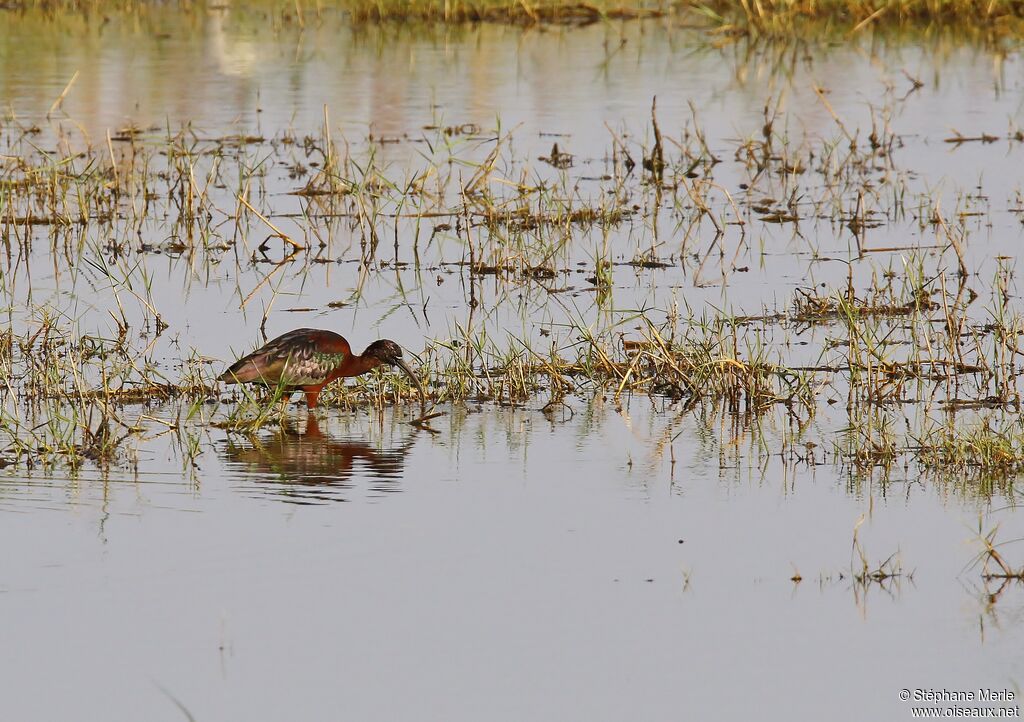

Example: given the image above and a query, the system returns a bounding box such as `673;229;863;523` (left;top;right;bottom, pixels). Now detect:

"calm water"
1;7;1023;721
4;399;1021;721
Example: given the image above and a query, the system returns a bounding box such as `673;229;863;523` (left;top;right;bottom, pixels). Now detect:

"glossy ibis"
219;329;425;410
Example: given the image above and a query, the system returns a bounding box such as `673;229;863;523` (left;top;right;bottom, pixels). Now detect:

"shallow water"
3;399;1022;720
1;7;1023;721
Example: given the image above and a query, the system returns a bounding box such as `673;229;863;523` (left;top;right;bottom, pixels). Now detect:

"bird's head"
364;340;426;408
363;339;406;366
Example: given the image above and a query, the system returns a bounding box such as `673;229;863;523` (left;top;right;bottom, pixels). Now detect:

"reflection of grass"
18;0;1024;32
21;1;676;24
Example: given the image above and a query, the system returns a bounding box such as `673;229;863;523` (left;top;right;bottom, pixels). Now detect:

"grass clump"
915;421;1024;477
974;524;1024;582
696;0;1024;36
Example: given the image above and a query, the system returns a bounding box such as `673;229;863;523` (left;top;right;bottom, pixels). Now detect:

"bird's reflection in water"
222;414;416;505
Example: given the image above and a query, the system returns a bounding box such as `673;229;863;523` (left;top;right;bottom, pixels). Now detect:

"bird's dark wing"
219;329;346;386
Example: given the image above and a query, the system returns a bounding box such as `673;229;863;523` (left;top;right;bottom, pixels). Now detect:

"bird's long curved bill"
394;358;427;412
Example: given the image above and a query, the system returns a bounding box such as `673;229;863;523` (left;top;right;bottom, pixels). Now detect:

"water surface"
1;8;1023;721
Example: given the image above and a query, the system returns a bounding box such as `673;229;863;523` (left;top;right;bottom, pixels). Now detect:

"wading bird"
218;329;425;410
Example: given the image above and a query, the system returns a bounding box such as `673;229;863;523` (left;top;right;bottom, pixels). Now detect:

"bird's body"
219;329;424;409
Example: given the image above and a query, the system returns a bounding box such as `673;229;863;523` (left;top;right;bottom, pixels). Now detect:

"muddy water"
1;8;1023;722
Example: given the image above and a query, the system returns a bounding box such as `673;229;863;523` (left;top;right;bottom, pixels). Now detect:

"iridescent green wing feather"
281;346;348;386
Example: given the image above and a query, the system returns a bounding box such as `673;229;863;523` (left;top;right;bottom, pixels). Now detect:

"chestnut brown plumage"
218;329;425;409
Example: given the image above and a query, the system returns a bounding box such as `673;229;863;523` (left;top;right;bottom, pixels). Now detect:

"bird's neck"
329;352;381;380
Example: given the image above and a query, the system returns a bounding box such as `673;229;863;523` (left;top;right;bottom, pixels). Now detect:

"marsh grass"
696;0;1024;36
915;421;1024;479
1;38;1024;485
971;523;1024;582
851;517;910;604
13;0;1024;35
